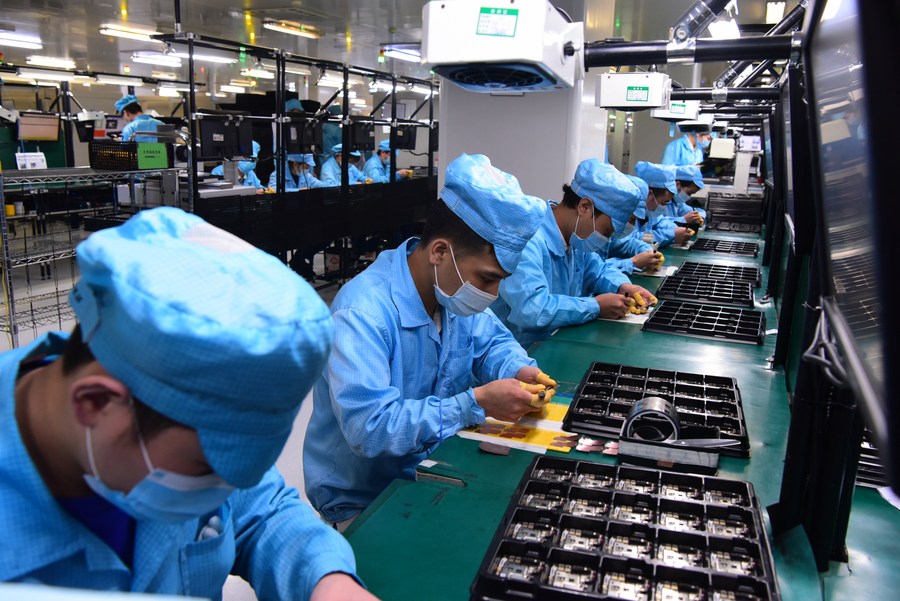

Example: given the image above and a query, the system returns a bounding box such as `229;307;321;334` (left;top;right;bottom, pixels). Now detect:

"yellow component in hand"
632;292;646;307
520;382;546;395
657;253;665;264
536;371;557;388
649;295;658;305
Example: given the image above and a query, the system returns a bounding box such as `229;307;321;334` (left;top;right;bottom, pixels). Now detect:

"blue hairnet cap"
377;139;391;152
250;140;260;158
284;98;303;112
331;143;360;157
634;161;677;194
326;104;342;115
570;160;643;235
625;175;649;219
114;94;139;113
440;153;545;273
675;164;704;189
69;207;333;489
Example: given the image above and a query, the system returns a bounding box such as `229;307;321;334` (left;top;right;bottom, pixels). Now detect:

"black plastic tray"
562;362;750;458
675;261;761;288
641;301;766;345
707;221;762;233
470;456;780;601
690;238;759;258
656;275;755;309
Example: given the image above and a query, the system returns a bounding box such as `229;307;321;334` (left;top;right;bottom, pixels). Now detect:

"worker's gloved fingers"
520;382;546;394
536;371;557;388
632;292;646;307
530;392;549;408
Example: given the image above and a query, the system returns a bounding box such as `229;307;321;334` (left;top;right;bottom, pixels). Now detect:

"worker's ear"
70;375;131;428
428;238;451;266
579;198;594;218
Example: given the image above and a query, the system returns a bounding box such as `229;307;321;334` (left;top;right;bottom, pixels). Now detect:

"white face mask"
675;190;691;203
569;211;610;254
433;244;498;316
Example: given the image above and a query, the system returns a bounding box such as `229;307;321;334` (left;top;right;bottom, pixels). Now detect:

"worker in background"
634;161;694;247
598;175;664;275
304;154;556;529
115;94;163;143
211;140;264;191
269;153;327;191
665;164;707;224
661;126;709;166
491;159;656;350
362;139;414;183
320;144;371;186
0;207;377;600
319;104;343;166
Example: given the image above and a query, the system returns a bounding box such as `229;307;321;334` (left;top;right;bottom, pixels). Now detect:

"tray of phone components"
689;238;759;258
641;301;766;345
656;275;755;309
706;221;762;233
470;456;780;601
675;262;761;288
561;362;750;458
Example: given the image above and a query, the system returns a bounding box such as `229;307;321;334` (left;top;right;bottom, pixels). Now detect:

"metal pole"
187;37;198;209
389;75;397;184
671;87;781;101
584;35;795;69
59;81;76;167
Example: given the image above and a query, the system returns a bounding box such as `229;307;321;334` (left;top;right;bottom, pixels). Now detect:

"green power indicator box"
137;143;170;169
626;86;650;102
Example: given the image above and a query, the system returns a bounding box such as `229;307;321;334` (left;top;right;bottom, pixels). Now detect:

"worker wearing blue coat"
664;164;707;224
116;94;164;143
320;144;371;186
211;140;264;189
0;208;377;599
491;159;656;350
362;139;414;183
634;161;694;247
269;153;328;191
304;154;555;527
661;129;709;166
599;176;663;275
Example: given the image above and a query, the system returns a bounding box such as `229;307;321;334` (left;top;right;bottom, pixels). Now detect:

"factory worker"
211;140;264;190
320;144;371;186
635;161;694;247
0;208;377;600
269;153;327;191
666;164;707;224
599;175;663;275
319;104;343;165
491;159;656;350
661;127;706;166
304;153;555;528
115;94;163;143
362;139;413;183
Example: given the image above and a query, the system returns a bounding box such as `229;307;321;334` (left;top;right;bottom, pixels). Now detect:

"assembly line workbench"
345;229;900;601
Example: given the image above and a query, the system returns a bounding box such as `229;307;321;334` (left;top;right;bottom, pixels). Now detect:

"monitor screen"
349;116;375;151
17;112;60;141
761;119;774;185
105;116;124;133
393;124;417;150
284;116;323;154
738;135;762;152
197;109;252;160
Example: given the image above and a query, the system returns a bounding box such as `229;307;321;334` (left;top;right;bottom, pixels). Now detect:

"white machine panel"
651;99;700;121
596;72;671;110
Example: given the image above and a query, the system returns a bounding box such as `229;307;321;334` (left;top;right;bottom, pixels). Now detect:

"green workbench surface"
346;229;899;601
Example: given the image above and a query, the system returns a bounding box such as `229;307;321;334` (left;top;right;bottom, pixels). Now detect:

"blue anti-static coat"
361;155;404;184
491;201;630;349
211;165;264;190
121;114;164;143
0;334;359;600
267;162;328;191
303;239;536;523
598;233;654;274
661;134;703;167
319;157;368;186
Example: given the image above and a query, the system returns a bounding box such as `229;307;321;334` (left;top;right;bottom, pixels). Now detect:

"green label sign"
137;142;169;169
670;102;686;114
626;86;650;102
477;7;519;37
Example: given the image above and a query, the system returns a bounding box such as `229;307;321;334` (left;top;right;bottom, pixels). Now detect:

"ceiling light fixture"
131;51;183;68
0;32;43;50
151;70;179;80
241;60;275;80
220;85;246;94
26;55;77;69
382;44;421;63
95;74;146;86
99;23;163;43
171;51;238;65
158;87;181;97
17;67;78;81
262;19;320;39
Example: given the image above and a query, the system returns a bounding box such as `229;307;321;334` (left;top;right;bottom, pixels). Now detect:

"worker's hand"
399;169;413;178
474;379;540;422
364;178;373;184
682;210;703;225
595;293;631;320
674;227;693;245
632;249;662;271
515;367;558;408
255;189;265;195
311;573;380;601
618;283;655;305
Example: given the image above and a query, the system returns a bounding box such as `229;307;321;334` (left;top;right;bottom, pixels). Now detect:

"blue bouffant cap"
69;208;334;488
284;98;303;112
571;160;644;235
635;161;678;194
377;139;391;152
115;94;139;113
625;175;650;220
331;143;360;157
675;164;705;189
440;153;546;273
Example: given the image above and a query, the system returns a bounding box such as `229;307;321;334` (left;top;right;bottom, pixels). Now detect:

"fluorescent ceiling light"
285;65;311;76
708;18;741;39
96;74;145;86
382;44;421;63
26;55;76;69
316;74;364;88
99;23;162;43
17;67;77;81
241;61;275;79
171;51;238;65
132;51;183;68
220;85;246;94
766;2;786;24
229;79;255;87
0;32;43;50
158;87;181;97
262;19;320;39
369;81;395;93
411;85;438;96
151;70;178;80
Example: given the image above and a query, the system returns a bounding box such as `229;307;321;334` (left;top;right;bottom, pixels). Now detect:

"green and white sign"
670;102;686;114
626;86;650;102
477;7;519;37
137;142;169;169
